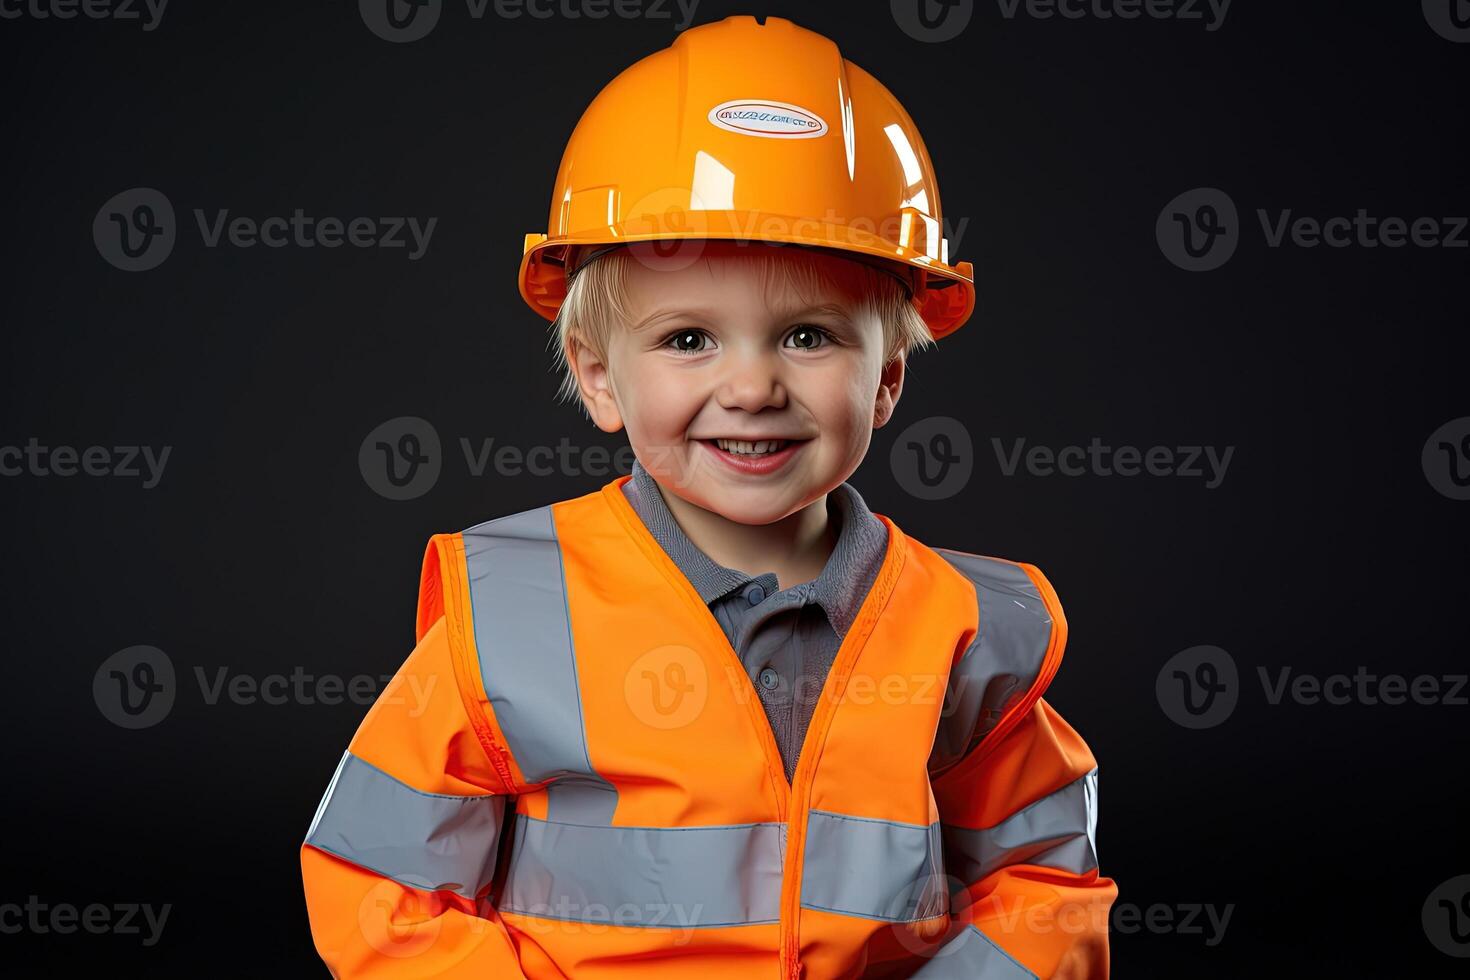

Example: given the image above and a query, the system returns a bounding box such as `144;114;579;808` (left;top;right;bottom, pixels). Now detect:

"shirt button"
745;585;765;605
758;667;779;690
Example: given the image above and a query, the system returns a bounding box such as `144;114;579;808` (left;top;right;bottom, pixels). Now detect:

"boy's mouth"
695;437;811;475
708;438;793;457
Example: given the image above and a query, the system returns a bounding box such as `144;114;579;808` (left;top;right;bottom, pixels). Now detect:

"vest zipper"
775;519;906;980
600;480;906;979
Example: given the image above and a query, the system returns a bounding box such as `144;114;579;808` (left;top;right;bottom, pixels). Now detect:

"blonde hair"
550;244;935;414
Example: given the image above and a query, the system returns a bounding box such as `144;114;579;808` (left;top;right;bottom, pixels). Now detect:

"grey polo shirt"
621;458;889;784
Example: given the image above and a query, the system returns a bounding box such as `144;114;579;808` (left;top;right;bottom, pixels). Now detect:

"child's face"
576;242;904;525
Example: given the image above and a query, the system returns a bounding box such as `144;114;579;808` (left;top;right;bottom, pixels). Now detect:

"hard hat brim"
520;214;976;340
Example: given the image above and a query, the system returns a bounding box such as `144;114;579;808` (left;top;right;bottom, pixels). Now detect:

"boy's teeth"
714;438;788;455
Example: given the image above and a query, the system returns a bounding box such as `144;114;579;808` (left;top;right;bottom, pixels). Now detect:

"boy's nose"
715;356;788;413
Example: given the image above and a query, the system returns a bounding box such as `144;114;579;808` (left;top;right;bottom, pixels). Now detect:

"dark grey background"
1;1;1466;976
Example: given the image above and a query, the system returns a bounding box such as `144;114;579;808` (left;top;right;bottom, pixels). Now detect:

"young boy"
301;15;1114;979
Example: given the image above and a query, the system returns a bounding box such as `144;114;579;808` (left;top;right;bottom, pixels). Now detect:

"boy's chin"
677;480;827;527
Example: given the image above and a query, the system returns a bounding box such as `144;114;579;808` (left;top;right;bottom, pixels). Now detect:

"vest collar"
619;458;889;639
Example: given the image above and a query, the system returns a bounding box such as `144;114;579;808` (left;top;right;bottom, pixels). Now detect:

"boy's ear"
873;352;906;429
570;337;625;433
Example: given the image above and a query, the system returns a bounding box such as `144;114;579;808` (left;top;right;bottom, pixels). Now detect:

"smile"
697;437;809;476
712;438;790;456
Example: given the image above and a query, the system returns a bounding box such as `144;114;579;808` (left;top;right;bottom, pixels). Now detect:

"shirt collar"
620;456;889;639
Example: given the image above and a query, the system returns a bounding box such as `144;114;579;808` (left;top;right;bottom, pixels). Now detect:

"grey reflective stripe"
462;505;617;824
909;925;1038;979
929;550;1055;776
498;815;786;927
303;751;506;899
943;768;1099;883
800;810;948;922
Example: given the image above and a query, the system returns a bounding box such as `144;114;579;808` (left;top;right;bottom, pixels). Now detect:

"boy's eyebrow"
630;301;856;332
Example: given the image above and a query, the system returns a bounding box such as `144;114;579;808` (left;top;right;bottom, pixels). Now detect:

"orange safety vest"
301;475;1116;978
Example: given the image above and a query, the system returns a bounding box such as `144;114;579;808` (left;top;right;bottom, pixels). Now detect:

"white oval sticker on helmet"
707;99;830;139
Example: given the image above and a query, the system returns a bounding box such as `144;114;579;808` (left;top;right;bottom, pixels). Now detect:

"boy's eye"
664;329;713;354
785;325;830;350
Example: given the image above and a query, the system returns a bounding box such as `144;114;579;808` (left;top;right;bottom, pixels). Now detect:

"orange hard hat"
518;15;977;339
